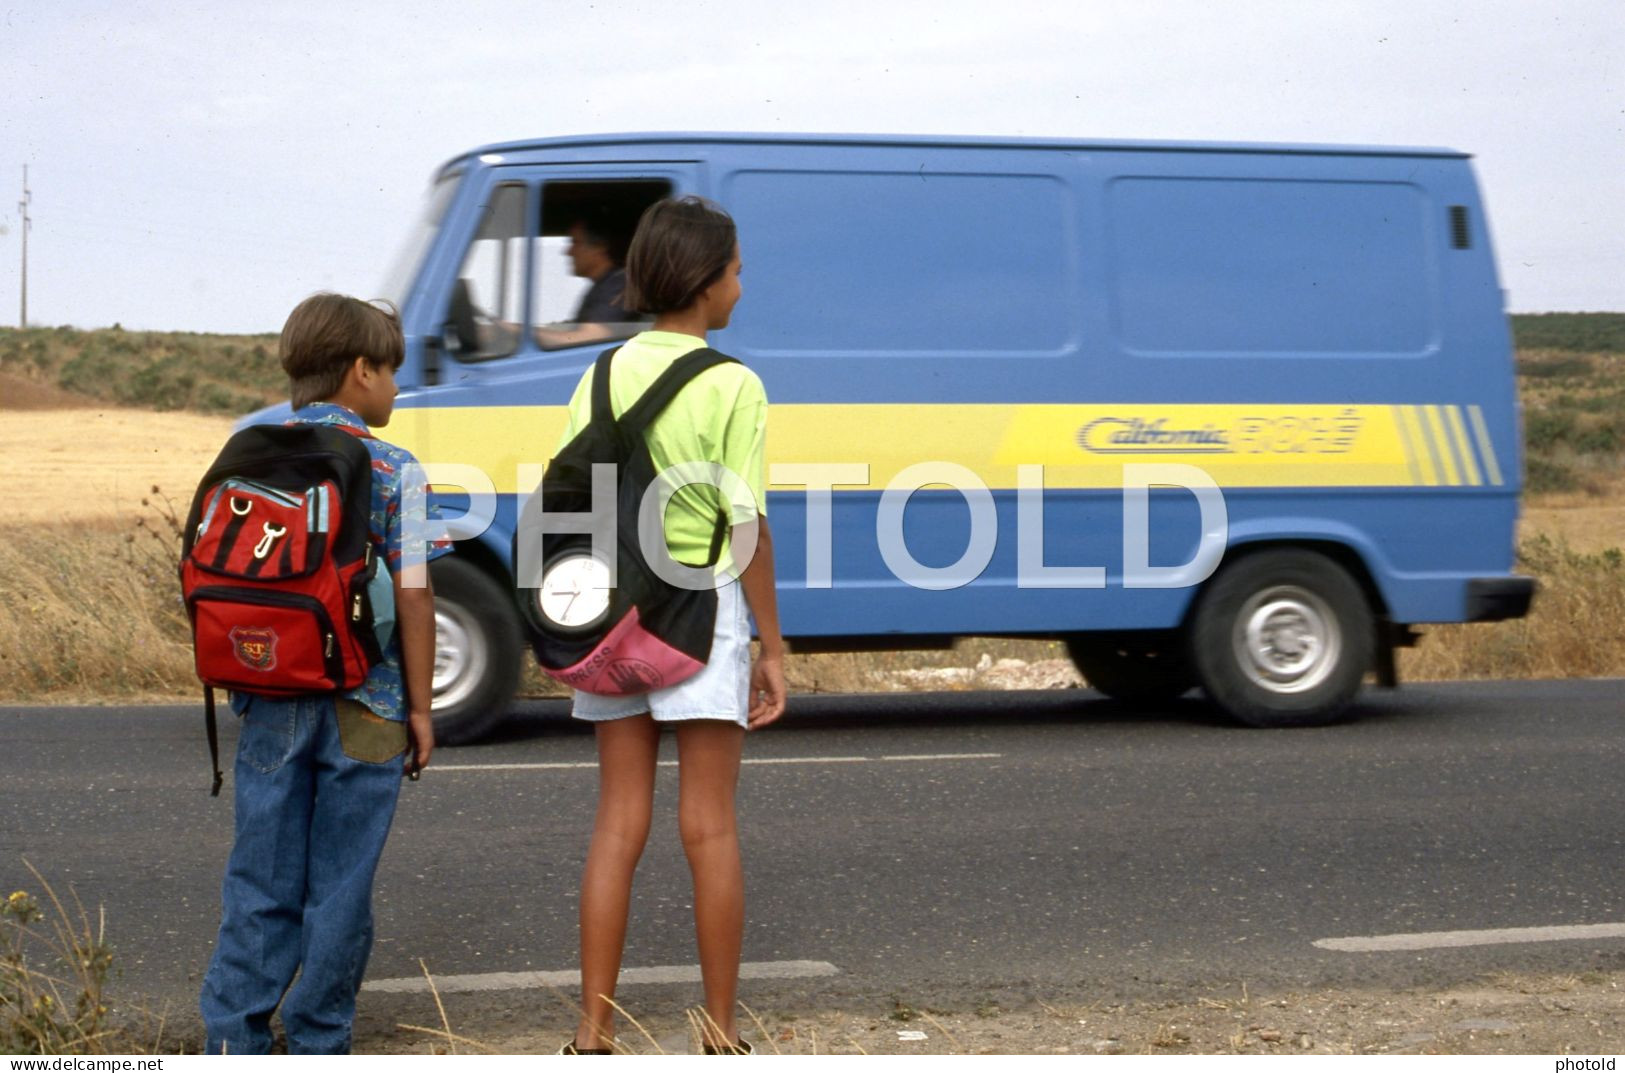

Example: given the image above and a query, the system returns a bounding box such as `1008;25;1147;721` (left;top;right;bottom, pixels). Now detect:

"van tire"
1189;549;1374;728
1066;634;1195;704
429;556;521;745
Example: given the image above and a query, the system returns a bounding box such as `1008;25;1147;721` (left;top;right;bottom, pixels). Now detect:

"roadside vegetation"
1;866;160;1054
0;315;1620;700
0;325;281;415
1510;311;1625;353
1515;348;1625;495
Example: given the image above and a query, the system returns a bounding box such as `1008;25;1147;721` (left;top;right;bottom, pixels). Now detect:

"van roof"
437;131;1468;178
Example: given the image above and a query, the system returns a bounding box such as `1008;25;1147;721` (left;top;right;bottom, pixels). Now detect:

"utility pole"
18;165;31;329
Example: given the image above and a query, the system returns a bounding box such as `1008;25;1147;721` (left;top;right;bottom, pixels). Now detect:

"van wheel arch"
1187;538;1390;630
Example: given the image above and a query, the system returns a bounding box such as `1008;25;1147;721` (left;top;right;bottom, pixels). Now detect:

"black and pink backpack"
516;346;740;695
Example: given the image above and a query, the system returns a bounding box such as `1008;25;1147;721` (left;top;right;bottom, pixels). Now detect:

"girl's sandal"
702;1037;754;1055
558;1040;614;1055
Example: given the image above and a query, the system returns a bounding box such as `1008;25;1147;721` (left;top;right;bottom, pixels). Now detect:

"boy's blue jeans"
200;694;406;1055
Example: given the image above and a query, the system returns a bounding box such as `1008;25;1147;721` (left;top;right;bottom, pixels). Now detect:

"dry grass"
0;409;233;524
1520;475;1625;554
0;515;195;701
1398;534;1625;682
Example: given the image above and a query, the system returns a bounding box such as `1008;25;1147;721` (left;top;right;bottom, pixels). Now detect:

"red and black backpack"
180;423;381;794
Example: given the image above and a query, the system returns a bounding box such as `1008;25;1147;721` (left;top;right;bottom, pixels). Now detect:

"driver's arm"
532;322;615;348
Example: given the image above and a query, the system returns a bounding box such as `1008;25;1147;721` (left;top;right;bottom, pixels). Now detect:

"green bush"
1573;390;1625;415
1518;532;1625;576
119;360;198;410
56;349;119;400
1511;313;1625;353
1516;355;1593;378
194;383;241;413
1571;418;1622;455
1523;410;1576;452
1524;456;1582;495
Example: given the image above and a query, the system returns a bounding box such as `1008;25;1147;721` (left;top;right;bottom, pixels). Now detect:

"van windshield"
379;173;460;308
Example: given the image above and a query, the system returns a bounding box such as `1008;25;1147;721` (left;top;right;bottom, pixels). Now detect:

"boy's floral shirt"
230;403;452;722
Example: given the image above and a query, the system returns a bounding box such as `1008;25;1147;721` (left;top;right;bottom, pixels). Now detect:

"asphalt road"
3;680;1624;1043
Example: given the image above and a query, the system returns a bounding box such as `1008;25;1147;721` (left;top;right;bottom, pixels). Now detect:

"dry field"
0;405;234;524
0;399;1619;701
1522;479;1625;555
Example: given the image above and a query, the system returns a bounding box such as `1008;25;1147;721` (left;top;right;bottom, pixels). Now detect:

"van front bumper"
1465;576;1536;622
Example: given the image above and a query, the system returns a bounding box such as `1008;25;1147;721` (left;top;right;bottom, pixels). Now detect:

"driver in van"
532;217;644;348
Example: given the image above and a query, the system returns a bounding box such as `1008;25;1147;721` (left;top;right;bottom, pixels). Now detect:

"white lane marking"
432;761;598;771
431;752;1002;773
364;959;839;994
1315;923;1625;952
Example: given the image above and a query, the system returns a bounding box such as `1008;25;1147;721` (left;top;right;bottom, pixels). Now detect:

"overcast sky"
1;0;1620;333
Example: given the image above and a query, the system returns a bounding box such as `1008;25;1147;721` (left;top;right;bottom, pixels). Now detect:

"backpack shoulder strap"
618;348;741;437
590;346;620;425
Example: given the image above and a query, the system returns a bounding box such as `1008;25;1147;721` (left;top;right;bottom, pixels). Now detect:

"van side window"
531;179;671;351
446;183;528;361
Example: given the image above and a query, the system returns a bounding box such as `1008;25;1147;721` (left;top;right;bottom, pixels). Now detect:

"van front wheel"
428;556;521;745
1189;549;1374;728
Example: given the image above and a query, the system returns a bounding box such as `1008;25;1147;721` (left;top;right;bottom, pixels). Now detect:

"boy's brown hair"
623;197;737;314
280;293;404;409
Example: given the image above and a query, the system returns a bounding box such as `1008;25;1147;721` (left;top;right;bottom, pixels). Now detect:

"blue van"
321;131;1533;741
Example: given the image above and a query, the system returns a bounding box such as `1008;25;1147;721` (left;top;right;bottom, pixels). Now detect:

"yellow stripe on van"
1468;405;1505;486
1390;406;1422;486
1424;405;1462;485
1446;406;1482;486
1398;407;1438;486
386;402;1501;494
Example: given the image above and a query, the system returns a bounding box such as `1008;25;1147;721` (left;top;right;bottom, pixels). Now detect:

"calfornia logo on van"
229;626;278;672
1078;417;1230;454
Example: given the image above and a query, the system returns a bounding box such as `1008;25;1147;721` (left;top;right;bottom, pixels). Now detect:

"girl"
558;197;786;1055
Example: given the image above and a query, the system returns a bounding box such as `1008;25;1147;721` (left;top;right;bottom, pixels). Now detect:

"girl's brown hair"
622;197;737;314
279;293;403;409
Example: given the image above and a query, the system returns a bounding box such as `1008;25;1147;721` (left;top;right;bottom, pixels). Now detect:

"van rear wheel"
429;556;521;745
1189;549;1374;728
1065;634;1195;704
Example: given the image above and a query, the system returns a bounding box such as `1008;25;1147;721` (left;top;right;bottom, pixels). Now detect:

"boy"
199;293;446;1054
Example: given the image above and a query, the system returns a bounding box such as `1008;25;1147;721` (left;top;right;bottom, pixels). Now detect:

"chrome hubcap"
1234;585;1340;694
433;605;487;710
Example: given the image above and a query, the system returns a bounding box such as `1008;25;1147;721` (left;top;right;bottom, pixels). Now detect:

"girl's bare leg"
575;714;660;1050
674;719;747;1047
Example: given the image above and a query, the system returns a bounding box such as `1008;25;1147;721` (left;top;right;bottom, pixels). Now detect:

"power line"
18;165;30;328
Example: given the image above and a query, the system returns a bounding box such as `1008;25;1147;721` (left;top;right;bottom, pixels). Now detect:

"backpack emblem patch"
229;626;279;671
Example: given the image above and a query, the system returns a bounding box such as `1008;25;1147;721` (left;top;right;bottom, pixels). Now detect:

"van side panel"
381;137;1519;640
700;143;1518;636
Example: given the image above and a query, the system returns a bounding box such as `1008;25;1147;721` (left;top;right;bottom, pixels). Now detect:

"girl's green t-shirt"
559;331;768;570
